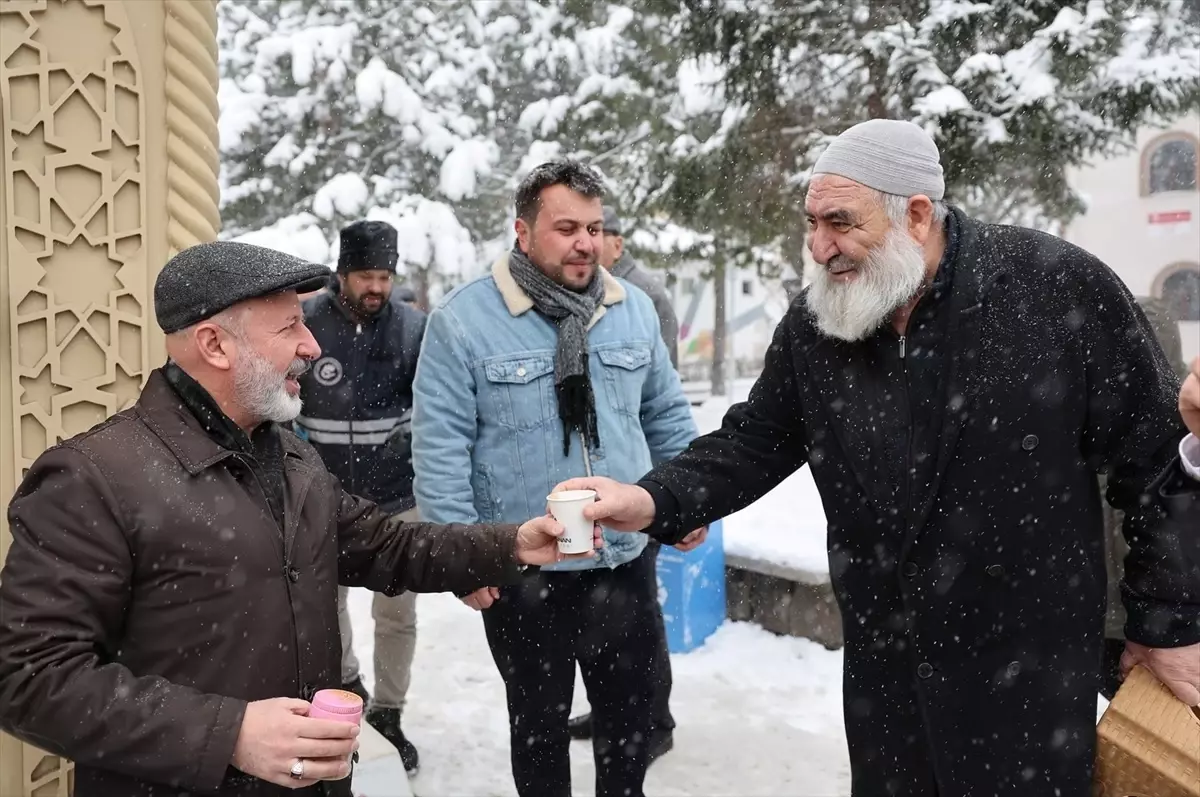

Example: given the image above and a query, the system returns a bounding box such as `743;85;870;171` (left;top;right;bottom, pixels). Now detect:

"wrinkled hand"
1181;356;1200;439
551;476;656;532
673;526;709;552
461;586;501;611
231;698;359;787
1121;641;1200;706
514;514;601;566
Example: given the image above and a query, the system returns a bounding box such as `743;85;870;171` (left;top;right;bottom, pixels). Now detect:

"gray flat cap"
812;119;945;200
154;240;331;333
602;205;621;235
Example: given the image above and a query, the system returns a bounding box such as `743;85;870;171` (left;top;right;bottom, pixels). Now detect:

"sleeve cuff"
1122;589;1200;648
196;697;246;791
637;479;688;545
493;525;526;582
1180;434;1200;482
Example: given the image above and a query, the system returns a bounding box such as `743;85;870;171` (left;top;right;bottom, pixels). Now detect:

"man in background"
567;206;681;761
394;285;421;309
295;220;427;776
599;206;679;367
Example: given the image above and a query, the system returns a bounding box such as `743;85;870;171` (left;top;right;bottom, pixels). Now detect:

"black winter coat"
640;208;1200;797
297;290;427;512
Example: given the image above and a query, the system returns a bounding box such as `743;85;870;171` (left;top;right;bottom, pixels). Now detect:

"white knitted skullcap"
811;119;945;200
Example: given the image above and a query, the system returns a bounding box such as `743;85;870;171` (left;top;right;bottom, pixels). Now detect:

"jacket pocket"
597;343;651;416
482;353;556;431
471;463;500;521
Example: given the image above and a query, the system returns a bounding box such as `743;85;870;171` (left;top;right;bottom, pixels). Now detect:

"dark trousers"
645;539;675;731
483;550;661;797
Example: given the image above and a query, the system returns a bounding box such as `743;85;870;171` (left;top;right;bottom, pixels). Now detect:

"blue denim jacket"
411;254;697;571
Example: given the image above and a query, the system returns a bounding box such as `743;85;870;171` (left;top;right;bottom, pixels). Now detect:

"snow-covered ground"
348;590;852;796
690;377;831;581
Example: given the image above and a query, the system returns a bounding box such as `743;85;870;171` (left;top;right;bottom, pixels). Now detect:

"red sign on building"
1147;210;1192;224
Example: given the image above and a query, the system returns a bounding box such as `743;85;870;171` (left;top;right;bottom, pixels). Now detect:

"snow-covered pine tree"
456;0;685;263
659;0;1200;230
539;0;795;394
217;0;686;303
218;0;518;303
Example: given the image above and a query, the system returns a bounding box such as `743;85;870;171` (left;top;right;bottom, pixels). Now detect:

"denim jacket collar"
491;252;626;330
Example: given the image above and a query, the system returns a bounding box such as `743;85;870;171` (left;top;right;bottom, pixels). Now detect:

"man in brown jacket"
0;241;590;797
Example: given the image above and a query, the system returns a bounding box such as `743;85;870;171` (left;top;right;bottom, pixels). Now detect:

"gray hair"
874;189;948;228
169;305;249;342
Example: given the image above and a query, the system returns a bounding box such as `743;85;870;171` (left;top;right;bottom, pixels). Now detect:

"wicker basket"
1094;664;1200;797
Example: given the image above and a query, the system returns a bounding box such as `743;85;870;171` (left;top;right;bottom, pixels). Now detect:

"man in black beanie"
294;220;428;775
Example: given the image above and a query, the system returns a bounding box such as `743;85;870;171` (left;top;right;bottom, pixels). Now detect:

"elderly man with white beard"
557;119;1200;797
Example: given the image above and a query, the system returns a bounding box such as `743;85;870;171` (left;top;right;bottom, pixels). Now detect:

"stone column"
0;1;219;793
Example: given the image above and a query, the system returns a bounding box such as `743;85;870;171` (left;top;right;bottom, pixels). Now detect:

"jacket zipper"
580;431;594;478
899;334;913;525
348;322;362;493
237;454;304;689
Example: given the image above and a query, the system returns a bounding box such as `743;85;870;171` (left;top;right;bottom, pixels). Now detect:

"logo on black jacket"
314;356;343;386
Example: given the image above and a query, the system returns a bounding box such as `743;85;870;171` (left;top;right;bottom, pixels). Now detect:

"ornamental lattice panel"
2;0;149;475
0;1;220;794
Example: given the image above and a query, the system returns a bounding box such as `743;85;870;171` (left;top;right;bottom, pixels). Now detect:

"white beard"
804;227;928;342
233;348;306;424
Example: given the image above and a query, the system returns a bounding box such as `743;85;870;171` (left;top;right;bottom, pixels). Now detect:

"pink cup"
307;688;363;725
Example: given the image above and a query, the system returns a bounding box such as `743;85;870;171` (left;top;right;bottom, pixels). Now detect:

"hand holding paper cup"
302;689;362;780
514;514;598;565
546;489;599;555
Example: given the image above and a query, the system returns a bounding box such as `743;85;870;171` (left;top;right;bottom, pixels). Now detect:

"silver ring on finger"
290;759;305;780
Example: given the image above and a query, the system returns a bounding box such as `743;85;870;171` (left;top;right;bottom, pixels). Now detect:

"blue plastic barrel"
656;518;726;653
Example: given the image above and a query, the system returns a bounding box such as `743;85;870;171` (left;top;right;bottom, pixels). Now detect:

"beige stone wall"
0;1;219;793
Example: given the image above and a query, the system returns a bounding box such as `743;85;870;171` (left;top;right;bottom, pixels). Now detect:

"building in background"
668;260;791;384
1064;113;1200;364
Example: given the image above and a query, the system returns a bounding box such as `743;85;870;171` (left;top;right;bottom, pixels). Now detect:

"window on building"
1143;135;1199;195
681;277;696;295
1156;264;1200;322
741;279;753;296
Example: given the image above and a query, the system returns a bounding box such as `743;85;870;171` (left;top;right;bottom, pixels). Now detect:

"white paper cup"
546;489;597;555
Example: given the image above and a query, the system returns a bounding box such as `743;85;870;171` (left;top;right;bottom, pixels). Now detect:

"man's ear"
907;195;936;245
612;235;625;261
193;323;234;371
515;217;533;253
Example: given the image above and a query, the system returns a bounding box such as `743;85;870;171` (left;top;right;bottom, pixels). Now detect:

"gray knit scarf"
507;246;605;456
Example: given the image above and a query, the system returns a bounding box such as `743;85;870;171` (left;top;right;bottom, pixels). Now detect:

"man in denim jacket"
411;160;697;797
